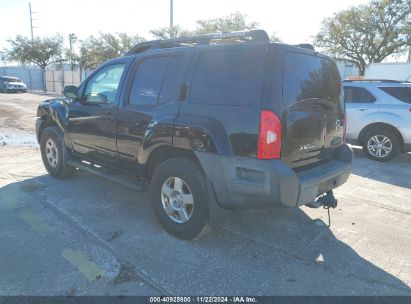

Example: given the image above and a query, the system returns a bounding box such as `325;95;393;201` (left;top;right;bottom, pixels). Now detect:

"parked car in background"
0;76;27;93
344;79;411;161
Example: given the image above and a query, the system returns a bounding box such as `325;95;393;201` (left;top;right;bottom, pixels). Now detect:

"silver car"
0;76;27;93
344;79;411;161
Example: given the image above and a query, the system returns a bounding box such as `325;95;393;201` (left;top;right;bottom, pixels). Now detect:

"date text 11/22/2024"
149;296;258;303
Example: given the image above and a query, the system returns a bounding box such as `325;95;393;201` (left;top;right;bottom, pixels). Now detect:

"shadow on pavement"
0;174;410;295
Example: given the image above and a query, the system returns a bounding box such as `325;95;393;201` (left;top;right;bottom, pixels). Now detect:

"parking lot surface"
0;93;410;295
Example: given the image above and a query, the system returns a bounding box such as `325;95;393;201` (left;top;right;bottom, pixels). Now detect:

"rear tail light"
257;110;282;159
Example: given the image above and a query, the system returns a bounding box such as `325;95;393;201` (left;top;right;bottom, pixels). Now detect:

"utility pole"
68;33;77;71
170;0;173;29
29;2;37;41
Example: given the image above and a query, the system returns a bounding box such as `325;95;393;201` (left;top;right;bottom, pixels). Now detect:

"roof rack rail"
294;44;315;51
126;29;270;55
343;79;403;83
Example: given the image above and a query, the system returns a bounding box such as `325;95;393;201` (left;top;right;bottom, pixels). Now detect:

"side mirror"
62;85;79;99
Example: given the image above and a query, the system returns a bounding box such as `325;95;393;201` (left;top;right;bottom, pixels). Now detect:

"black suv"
35;30;353;239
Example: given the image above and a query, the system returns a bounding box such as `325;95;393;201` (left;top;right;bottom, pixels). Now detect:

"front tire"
362;128;400;161
40;126;75;178
151;158;210;240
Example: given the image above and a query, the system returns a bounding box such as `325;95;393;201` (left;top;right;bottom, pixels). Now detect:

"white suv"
344;79;411;161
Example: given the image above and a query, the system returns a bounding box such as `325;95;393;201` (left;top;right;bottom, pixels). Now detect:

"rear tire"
40;126;75;178
362;128;400;162
151;158;210;240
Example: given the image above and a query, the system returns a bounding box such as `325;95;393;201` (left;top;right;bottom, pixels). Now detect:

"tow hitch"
306;190;338;227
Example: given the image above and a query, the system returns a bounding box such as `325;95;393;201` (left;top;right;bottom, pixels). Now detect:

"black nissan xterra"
35;30;353;239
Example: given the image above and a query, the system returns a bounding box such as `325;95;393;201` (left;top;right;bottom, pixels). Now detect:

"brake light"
257;110;282;159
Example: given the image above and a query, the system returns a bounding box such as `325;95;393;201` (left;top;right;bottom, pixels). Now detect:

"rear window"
283;52;341;105
189;49;266;106
379;87;411;104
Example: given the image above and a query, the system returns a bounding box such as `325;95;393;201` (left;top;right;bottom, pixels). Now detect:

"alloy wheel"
161;177;194;224
45;138;59;168
367;135;392;158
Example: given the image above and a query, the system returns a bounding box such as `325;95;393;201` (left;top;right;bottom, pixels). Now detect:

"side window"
379;87;411;104
189;49;266;106
129;57;169;106
343;86;376;103
84;64;125;103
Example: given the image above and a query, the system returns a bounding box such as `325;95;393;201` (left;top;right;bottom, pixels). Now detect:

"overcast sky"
0;0;372;50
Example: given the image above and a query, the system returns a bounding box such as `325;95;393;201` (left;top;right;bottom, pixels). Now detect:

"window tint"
343;86;376;103
189;49;266;106
129;57;169;105
379;87;411;104
283;53;341;105
84;64;125;103
159;56;184;104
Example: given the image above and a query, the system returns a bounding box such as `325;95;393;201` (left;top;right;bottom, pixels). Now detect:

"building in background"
336;61;360;79
365;62;411;82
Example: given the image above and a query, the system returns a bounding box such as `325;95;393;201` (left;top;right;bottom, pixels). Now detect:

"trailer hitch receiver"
305;190;338;227
306;190;338;209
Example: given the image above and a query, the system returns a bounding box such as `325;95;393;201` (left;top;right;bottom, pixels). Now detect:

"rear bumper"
195;144;353;209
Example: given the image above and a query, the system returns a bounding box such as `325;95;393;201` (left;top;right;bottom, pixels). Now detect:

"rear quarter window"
189;49;266;106
283;52;341;105
379;87;411;104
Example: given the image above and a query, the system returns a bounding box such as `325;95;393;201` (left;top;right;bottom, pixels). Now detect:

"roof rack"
343;79;404;83
293;44;315;51
126;30;270;55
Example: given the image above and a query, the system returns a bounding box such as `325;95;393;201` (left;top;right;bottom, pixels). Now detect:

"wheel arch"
358;122;404;151
145;145;204;181
36;117;58;143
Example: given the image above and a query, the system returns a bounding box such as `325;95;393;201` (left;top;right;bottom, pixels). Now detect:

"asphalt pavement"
0;93;410;295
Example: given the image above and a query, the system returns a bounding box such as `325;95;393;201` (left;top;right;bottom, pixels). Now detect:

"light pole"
170;0;173;29
29;3;38;41
29;3;34;41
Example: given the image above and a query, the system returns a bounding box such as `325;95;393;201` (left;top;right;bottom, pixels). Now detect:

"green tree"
79;32;145;70
150;25;191;39
6;35;63;91
270;32;281;43
193;12;258;34
314;0;411;75
149;12;276;44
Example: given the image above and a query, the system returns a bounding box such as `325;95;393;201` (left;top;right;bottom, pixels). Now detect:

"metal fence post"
28;69;32;91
